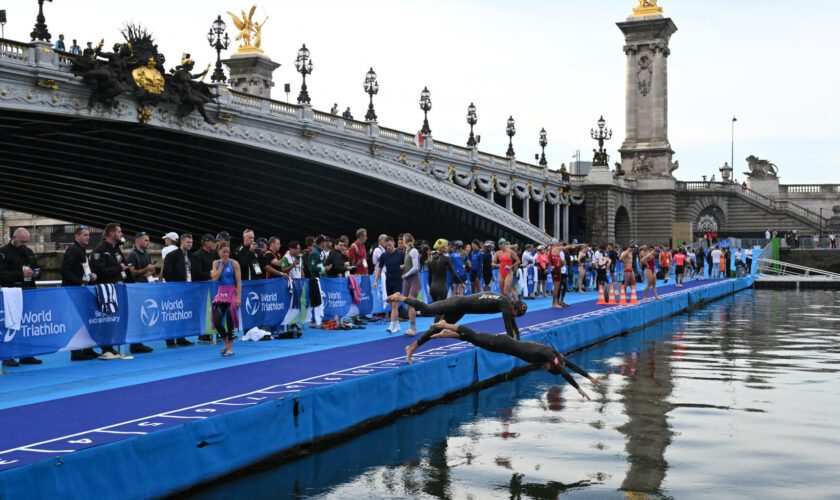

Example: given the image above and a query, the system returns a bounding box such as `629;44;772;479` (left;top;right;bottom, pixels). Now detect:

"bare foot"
430;320;451;330
431;329;459;339
405;342;417;364
403;328;417;336
387;292;405;303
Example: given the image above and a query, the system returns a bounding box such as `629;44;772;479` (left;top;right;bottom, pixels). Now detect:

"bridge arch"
615;206;632;245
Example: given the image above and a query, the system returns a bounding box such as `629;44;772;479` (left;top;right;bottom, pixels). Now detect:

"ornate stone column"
617;6;677;180
554;203;562;240
563;204;570;242
538;201;546;232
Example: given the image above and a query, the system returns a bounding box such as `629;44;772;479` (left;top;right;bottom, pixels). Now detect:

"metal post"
562;204;570;242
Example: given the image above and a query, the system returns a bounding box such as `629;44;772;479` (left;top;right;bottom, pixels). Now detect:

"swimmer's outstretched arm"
562;357;601;386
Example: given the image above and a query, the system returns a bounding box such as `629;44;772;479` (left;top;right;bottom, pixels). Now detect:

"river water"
185;289;840;499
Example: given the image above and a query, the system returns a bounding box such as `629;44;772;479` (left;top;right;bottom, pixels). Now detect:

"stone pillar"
553;203;561;240
222;53;281;99
562;204;570;242
523;197;530;223
538;201;546;232
506;193;513;212
617;13;678;179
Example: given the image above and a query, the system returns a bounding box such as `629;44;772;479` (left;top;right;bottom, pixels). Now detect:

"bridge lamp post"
590;115;613;167
505;116;516;158
466;103;478;148
363;67;379;122
294;44;313;105
538;128;548;167
30;0;52;42
419;87;432;135
206;15;230;84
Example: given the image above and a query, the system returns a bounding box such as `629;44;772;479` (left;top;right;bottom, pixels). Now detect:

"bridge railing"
780;184;840;194
676;180;828;227
0;38;34;65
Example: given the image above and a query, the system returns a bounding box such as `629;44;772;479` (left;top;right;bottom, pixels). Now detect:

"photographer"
236;229;263;281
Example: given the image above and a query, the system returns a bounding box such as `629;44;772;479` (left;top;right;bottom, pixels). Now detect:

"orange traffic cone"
608;285;617;304
629;284;639;305
597;285;607;305
618;286;627;305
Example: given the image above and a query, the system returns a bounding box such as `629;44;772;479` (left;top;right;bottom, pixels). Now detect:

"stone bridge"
0;38;575;243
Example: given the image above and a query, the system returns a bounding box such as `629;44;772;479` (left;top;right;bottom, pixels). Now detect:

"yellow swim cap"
434;238;449;251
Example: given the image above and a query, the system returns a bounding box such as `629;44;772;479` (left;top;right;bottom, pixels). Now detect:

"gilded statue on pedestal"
227;5;269;54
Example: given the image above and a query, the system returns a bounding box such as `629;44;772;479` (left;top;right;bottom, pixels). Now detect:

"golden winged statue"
632;0;663;17
227;5;269;54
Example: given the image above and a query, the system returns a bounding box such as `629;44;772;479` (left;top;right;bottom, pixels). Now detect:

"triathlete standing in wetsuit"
430;321;599;400
619;245;636;298
388;291;527;363
427;239;462;303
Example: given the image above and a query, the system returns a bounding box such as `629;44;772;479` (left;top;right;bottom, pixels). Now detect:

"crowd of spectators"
0;221;755;368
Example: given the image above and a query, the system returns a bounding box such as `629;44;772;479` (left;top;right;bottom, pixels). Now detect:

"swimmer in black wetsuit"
427;239;463;302
431;321;600;400
387;291;527;363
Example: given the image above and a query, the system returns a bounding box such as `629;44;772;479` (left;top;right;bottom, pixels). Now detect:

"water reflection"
182;290;840;499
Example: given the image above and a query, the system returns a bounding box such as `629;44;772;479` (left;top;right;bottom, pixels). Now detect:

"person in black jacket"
61;226;100;361
192;234;216;282
0;228;43;367
162;233;196;347
90;223;153;357
235;229;262;281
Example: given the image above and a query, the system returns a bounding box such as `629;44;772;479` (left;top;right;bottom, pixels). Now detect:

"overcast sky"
3;0;839;184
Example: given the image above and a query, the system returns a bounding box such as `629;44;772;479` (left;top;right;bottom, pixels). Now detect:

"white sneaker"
390;323;401;334
387;322;395;332
98;351;120;360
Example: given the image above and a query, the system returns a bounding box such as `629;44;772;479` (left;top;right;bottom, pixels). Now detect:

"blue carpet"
0;278;721;471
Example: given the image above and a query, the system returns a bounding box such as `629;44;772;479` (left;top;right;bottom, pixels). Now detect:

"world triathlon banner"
0;276;409;359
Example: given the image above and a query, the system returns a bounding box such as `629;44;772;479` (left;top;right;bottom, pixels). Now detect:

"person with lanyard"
236;229;262;281
448;241;467;296
388;290;527;364
640;246;660;300
373;236;405;333
161;233;197;348
493;238;520;297
467;239;484;296
211;242;242;357
428;320;600;400
192;234;216;282
400;233;422;335
348;228;370;276
61;225;98;361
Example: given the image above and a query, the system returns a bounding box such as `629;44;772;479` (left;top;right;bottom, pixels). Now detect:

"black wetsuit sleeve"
552;364;582;391
562;357;594;381
445;256;463;284
456;325;519;356
501;305;521;340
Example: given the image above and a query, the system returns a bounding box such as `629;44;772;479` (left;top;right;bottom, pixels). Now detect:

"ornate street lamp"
419;86;432;135
538;128;548;167
363;67;379;122
505;116;516;158
466;102;477;148
30;0;52;42
206;15;230;84
590;115;613;167
294;44;313;104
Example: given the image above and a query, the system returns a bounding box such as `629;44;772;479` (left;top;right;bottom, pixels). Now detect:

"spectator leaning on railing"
90;222;153;357
0;228;43;367
61;225;99;361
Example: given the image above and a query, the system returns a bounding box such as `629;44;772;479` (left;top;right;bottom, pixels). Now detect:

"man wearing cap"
126;232;157;283
211;231;231;260
161;232;179;261
162;233;197;347
192;234;216;282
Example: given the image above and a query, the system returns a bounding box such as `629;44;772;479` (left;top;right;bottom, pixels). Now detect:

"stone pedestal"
746;177;780;196
617;15;678;179
222;52;280;99
586;166;616;185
